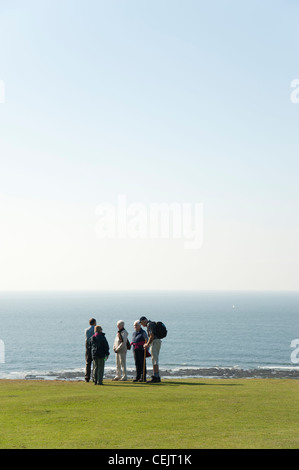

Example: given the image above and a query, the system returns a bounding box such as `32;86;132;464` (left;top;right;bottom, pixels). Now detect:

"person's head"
139;316;148;327
134;320;141;331
117;320;125;330
94;325;102;334
89;318;96;326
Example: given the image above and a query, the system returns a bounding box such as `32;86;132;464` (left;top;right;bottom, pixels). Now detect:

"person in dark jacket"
131;320;149;382
90;325;109;385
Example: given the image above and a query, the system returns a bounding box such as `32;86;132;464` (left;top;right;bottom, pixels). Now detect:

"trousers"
85;343;92;382
134;349;147;380
115;352;127;380
93;357;105;384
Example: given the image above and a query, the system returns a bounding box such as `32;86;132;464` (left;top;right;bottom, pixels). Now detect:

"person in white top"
113;320;128;381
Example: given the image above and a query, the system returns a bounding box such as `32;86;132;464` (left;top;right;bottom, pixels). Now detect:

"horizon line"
0;289;298;294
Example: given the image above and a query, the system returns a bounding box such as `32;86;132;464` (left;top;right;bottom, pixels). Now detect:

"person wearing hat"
139;316;161;383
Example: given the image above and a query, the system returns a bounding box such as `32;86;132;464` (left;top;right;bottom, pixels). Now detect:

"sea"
0;290;298;380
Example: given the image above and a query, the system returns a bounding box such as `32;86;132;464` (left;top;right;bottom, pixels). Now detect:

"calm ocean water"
0;291;298;380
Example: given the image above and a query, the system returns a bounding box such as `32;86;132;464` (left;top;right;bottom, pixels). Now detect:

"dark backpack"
155;321;167;339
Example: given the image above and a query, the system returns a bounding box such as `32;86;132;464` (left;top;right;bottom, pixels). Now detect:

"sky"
0;0;298;291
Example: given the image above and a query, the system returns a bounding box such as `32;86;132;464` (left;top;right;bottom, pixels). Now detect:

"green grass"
0;378;298;449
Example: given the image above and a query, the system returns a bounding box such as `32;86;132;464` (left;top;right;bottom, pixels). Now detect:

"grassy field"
0;378;298;449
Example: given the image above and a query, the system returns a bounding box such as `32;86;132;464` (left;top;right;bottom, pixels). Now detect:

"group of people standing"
85;317;162;385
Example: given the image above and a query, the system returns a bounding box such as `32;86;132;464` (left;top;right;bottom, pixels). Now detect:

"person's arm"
89;336;95;356
104;337;110;357
144;332;154;349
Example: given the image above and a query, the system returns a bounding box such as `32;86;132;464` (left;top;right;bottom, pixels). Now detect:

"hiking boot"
148;376;161;383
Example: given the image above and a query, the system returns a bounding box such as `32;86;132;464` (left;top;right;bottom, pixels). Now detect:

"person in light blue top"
85;317;96;382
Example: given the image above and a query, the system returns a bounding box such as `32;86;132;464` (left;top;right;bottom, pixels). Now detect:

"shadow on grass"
146;381;243;387
101;380;243;387
160;381;243;387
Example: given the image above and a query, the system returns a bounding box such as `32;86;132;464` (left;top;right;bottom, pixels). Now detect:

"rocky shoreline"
24;367;299;381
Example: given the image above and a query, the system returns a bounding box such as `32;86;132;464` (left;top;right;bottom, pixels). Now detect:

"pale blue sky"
0;0;298;290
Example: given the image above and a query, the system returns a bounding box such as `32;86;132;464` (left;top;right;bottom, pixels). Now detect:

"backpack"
155;321;167;339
